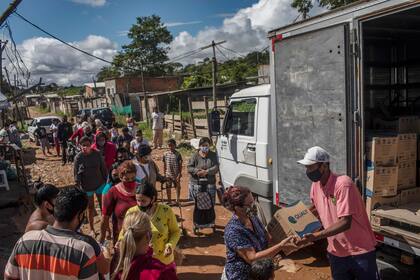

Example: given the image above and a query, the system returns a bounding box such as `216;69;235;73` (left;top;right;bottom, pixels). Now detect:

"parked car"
91;107;115;128
28;116;61;145
76;108;92;120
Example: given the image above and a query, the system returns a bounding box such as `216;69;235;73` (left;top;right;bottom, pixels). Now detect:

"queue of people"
3;110;379;280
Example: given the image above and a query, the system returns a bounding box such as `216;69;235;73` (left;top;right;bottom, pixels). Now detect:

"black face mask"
46;201;54;215
138;202;153;212
306;168;323;182
76;213;86;232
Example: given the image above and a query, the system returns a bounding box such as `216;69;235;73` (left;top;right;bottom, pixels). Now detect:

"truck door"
218;98;258;186
272;24;351;205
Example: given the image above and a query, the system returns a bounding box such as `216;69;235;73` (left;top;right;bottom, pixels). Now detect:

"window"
224;99;256;137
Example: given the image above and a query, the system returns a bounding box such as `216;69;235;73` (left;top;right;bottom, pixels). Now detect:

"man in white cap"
297;146;378;280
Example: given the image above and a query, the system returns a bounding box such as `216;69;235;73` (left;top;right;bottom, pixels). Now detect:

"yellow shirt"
120;203;181;265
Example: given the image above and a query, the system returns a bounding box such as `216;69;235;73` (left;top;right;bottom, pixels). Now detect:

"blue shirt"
224;214;268;280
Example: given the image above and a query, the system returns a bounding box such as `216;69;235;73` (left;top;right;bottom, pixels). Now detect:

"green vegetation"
177;142;196;158
137;121;153;140
57;86;83;97
291;0;358;19
181;51;269;89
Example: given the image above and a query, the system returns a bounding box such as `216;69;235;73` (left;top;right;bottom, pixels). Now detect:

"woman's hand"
164;244;173;257
279;236;299;252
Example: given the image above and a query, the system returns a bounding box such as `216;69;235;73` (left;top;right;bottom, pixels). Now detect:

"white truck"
210;0;420;278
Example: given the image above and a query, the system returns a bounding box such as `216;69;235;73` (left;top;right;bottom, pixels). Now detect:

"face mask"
139;202;153;212
85;131;92;136
76;213;86;232
143;155;151;162
306;168;323;182
200;146;209;153
97;140;106;147
46;201;54;215
81;146;91;154
123;181;136;191
136;137;143;142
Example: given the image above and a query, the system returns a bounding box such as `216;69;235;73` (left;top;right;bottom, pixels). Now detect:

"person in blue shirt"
222;186;297;280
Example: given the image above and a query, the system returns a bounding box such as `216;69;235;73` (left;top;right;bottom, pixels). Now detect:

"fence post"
188;94;197;138
204;96;210;137
172;112;175;134
178;97;183;138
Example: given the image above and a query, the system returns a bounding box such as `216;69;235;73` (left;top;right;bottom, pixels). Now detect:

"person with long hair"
119;182;180;268
25;182;59;232
99;160;138;244
112;211;178;280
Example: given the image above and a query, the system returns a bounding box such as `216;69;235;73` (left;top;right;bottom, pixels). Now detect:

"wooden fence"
164;96;226;139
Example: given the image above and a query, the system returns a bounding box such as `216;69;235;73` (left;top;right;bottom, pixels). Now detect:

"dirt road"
2;140;332;280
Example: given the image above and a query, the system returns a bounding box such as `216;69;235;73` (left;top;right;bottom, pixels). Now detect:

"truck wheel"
376;259;404;280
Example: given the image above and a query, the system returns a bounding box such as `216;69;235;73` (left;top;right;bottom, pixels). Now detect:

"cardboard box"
373;116;419;133
400;187;420;205
366;194;400;214
366;166;398;197
397;134;417;163
267;201;321;255
397;161;416;190
366;137;398;167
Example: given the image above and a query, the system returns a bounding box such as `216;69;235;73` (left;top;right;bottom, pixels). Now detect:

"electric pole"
0;40;8;93
0;0;23;26
201;40;226;109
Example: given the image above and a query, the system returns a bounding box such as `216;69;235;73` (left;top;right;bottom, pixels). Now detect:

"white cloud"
168;0;324;64
13;35;117;86
71;0;106;7
165;21;202;27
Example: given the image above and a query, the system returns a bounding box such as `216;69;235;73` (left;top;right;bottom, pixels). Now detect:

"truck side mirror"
209;110;221;136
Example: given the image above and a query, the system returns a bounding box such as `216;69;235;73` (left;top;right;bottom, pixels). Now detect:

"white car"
28;116;61;144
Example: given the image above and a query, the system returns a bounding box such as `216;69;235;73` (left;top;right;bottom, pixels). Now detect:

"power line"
215;45;229;61
219;44;245;58
13;11;115;66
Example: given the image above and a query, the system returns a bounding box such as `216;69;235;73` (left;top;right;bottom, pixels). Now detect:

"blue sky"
1;0;257;46
0;0;308;85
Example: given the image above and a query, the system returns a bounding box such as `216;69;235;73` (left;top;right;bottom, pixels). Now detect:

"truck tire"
376;259;405;280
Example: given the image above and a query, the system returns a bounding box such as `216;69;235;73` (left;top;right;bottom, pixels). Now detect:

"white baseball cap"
297;146;330;166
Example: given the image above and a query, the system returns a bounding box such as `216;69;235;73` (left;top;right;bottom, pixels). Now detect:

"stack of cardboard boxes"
366;116;420;217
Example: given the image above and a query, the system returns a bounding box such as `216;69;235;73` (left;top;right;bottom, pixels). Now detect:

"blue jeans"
328;250;380;280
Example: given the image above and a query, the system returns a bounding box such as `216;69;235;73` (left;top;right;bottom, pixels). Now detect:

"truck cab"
216;84;274;219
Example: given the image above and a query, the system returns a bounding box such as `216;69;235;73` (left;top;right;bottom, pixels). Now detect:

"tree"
113;15;173;76
318;0;358;9
292;0;358;19
96;66;120;82
291;0;313;20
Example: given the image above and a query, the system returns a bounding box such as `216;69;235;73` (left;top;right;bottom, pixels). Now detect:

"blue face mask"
200;146;209;153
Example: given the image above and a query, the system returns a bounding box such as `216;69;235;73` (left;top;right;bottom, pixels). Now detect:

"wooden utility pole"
201;40;226;109
0;40;8;93
0;0;22;26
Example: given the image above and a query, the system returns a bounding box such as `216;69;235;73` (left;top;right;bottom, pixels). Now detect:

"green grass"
35;106;50;114
177;142;196;158
137;121;152;140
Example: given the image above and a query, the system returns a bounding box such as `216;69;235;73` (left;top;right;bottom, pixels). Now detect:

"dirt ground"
0;138;332;280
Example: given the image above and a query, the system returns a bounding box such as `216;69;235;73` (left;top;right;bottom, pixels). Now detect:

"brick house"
84;82;105;98
104;76;182;120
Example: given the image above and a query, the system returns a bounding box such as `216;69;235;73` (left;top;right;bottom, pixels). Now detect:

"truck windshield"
224;99;256;137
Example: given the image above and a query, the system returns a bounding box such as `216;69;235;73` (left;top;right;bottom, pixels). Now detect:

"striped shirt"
163;150;182;180
5;226;102;280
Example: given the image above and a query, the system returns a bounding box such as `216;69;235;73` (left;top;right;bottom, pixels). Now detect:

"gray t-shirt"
74;150;107;191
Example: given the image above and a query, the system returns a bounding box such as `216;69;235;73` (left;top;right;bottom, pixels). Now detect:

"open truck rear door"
271;23;352;205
